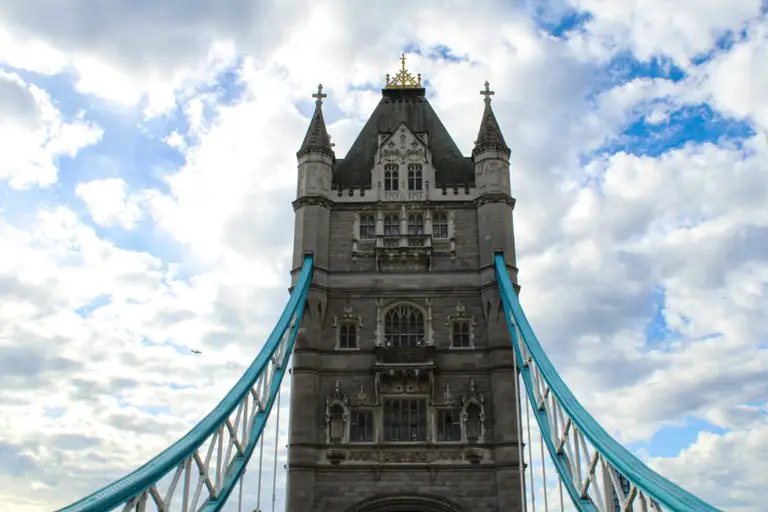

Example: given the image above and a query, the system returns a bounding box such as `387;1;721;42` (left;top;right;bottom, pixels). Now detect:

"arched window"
451;321;470;348
359;215;375;240
383;215;399;236
384;304;425;348
407;164;423;190
433;213;448;239
339;323;357;349
384;164;399;191
407;214;424;235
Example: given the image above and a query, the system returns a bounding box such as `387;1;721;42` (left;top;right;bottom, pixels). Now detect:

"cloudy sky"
1;0;767;510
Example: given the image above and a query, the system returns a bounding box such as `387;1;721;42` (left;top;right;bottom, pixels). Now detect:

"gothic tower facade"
288;57;523;512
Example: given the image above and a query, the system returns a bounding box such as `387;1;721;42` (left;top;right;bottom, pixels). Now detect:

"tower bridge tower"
288;55;522;512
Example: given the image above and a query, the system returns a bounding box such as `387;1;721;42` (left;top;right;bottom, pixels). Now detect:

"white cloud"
0;1;767;511
0;71;102;189
76;178;143;229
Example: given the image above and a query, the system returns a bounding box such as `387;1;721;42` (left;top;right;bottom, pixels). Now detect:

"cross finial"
401;53;407;73
312;83;327;105
480;81;495;102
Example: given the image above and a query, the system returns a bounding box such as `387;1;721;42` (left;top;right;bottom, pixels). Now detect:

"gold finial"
384;53;423;89
480;81;495;102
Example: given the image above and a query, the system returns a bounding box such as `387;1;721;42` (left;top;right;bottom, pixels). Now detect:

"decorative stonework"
376;123;433;203
332;300;362;350
342;446;485;465
461;380;486;444
473;192;516;208
292;196;335;211
325;380;349;444
446;301;476;349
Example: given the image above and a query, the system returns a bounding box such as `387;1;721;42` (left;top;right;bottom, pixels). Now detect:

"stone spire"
297;84;334;159
472;81;510;158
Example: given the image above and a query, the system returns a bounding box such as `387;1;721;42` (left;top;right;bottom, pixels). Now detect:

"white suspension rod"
525;387;536;512
540;429;549;512
256;427;265;509
271;384;282;512
513;342;529;512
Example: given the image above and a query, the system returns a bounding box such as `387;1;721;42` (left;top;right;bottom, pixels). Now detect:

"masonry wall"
286;194;524;511
313;467;501;511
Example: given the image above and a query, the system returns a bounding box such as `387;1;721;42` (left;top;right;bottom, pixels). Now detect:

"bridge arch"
344;493;466;512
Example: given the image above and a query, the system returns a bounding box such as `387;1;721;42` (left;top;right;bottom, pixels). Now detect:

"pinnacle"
297;84;334;159
472;86;510;157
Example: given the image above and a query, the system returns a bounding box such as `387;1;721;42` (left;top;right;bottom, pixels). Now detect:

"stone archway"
344;494;465;512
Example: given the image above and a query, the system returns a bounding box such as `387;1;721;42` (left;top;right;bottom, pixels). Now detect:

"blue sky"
0;1;767;511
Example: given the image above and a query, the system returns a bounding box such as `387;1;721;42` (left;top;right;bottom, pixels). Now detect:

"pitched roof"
332;87;474;188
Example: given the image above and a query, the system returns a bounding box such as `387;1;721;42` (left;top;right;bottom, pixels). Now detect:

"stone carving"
434;450;464;462
461;380;486;443
348;451;378;462
378;370;430;395
382;141;400;162
382;450;429;463
344;447;471;465
325;380;349;444
443;384;453;405
356;385;368;405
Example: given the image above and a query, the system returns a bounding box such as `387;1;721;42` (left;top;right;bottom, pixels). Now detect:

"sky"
0;0;767;510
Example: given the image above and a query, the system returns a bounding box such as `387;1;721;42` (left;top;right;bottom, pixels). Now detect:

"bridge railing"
494;253;721;512
56;256;314;512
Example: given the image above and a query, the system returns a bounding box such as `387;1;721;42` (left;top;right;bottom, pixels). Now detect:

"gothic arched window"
384;304;425;348
407;214;424;235
339;323;358;349
407;164;423;190
384;164;399;191
433;213;448;239
359;215;375;240
383;215;399;236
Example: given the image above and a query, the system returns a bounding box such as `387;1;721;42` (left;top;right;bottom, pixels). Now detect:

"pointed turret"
297;84;334;159
472;80;516;271
292;84;334;271
472;81;510;158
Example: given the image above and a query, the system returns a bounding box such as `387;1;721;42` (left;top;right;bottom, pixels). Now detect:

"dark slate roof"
472;97;510;157
333;87;474;188
297;99;334;159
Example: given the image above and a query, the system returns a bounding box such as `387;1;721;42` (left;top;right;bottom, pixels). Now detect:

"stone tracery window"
407;214;424;235
383;215;399;236
437;408;462;442
407;163;423;190
384;304;425;348
383;398;427;442
338;322;358;349
384;164;399;191
349;410;374;442
451;321;471;348
359;215;375;240
433;213;448;239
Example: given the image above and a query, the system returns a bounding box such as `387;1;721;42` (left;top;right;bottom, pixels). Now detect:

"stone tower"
288;56;523;512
